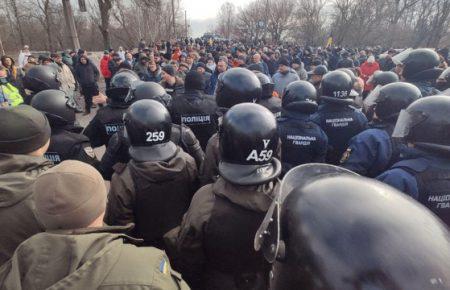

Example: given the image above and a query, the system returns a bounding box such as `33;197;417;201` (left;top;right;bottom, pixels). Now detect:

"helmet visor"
363;85;381;110
392;109;428;139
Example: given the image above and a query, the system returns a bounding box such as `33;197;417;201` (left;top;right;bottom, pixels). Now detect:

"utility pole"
171;0;176;38
62;0;81;50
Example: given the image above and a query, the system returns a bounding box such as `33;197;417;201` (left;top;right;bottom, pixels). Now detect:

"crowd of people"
1;37;450;289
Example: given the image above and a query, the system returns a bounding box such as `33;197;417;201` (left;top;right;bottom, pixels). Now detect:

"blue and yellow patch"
159;258;170;275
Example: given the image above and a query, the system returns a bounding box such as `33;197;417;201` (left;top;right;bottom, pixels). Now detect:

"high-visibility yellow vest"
0;83;23;107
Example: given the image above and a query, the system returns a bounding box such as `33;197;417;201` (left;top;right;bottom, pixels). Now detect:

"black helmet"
219;103;281;185
401;48;440;80
436;67;450;91
125;81;172;109
320;71;353;104
311;64;328;76
373;82;421;121
256;164;450;290
254;71;274;99
369;71;399;86
215;68;262;109
30;89;77;127
337;67;357;82
23;65;61;93
282;81;318;113
123;99;177;162
106;69;140;103
393;95;450;153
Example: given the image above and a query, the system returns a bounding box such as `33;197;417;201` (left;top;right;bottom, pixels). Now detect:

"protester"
272;58;300;96
51;53;76;97
17;45;31;69
1;55;22;86
160;65;184;95
75;55;100;115
0;67;23;107
0;105;51;265
100;50;112;89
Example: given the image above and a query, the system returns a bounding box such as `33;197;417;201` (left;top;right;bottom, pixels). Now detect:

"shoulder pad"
391;158;430;173
181;125;198;146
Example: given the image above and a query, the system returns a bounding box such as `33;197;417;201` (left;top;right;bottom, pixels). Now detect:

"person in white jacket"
17;45;31;69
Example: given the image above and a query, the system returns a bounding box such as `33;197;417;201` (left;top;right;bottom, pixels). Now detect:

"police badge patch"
340;148;352;163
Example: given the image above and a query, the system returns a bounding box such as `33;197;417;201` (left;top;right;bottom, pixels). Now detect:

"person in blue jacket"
311;71;368;164
341;82;421;177
277;80;328;175
377;95;450;226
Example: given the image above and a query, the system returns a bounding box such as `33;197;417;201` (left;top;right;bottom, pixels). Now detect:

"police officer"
311;71;368;164
171;70;218;149
401;48;443;97
30;89;99;167
341;82;421;177
255;164;450;290
83;69;138;148
100;81;204;180
105;99;198;249
277;81;328;174
308;64;328;92
254;71;281;116
200;67;262;185
177;103;281;290
377;95;450;226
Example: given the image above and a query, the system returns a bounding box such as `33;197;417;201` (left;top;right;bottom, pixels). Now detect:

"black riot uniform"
341;82;421;177
83;69;138;148
254;71;281;116
105;100;198;249
177;103;281;290
200;67;262;185
401;48;443;97
255;164;450;290
311;71;368;164
377;95;450;226
30;89;99;167
170;71;218;150
277;81;328;175
100;81;204;180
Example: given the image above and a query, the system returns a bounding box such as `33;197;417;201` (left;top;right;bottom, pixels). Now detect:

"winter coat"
100;55;112;79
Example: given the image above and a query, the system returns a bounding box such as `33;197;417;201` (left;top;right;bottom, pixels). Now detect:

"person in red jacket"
100;50;112;89
360;55;380;95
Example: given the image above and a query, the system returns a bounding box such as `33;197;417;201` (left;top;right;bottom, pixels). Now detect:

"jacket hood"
78;57;91;65
212;177;279;212
128;149;188;183
0;154;52;207
0;226;135;290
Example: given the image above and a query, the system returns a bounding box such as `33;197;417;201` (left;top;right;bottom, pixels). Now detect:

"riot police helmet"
23;65;61;93
282;81;318;113
106;69;140;104
123;99;177;162
215;68;262;109
320;71;353;104
219;103;281;186
393;95;450;153
369;71;399;86
437;67;450;91
125;81;172;109
255;164;450;290
373;82;422;121
401;48;441;80
30;89;77;127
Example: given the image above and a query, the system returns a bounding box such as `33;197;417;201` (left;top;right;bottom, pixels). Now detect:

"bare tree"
217;2;235;39
97;0;114;49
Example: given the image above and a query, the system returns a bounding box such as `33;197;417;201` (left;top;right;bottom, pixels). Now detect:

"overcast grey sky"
184;0;253;20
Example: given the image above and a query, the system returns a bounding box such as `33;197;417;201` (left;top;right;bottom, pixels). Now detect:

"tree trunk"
98;0;113;49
